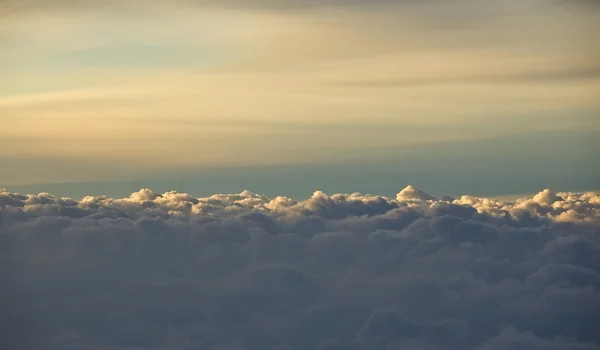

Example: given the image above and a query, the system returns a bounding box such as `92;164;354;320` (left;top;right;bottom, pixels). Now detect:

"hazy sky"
1;0;599;198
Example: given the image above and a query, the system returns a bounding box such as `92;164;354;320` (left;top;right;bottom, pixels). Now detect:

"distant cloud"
1;185;599;349
396;185;438;201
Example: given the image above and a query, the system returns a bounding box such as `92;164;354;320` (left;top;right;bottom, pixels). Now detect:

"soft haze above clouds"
2;185;600;349
1;0;599;197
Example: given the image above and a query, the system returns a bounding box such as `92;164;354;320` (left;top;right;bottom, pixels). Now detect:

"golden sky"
1;0;599;187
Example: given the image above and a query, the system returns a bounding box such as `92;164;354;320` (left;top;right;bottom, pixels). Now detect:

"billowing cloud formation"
1;186;599;349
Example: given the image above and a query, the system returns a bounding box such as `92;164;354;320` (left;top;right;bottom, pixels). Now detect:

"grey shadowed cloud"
1;186;599;349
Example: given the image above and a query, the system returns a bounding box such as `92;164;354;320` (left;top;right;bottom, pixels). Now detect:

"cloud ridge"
1;185;599;349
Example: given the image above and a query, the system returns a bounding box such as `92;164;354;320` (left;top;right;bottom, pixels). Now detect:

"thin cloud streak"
328;67;600;88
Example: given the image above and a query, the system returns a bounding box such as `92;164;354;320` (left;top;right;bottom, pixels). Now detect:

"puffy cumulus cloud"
396;185;437;201
1;185;599;350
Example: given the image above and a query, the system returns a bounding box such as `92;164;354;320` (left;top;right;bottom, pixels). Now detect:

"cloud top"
1;186;599;349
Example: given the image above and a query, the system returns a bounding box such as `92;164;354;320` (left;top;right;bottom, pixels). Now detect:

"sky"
1;0;599;199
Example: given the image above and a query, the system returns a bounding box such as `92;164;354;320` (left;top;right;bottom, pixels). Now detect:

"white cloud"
1;185;599;349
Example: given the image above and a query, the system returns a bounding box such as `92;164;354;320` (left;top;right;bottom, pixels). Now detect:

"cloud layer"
1;186;599;349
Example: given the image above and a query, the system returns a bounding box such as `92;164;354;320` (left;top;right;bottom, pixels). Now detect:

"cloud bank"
1;186;599;349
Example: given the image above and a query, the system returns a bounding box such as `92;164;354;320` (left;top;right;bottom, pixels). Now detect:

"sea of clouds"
1;185;599;350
